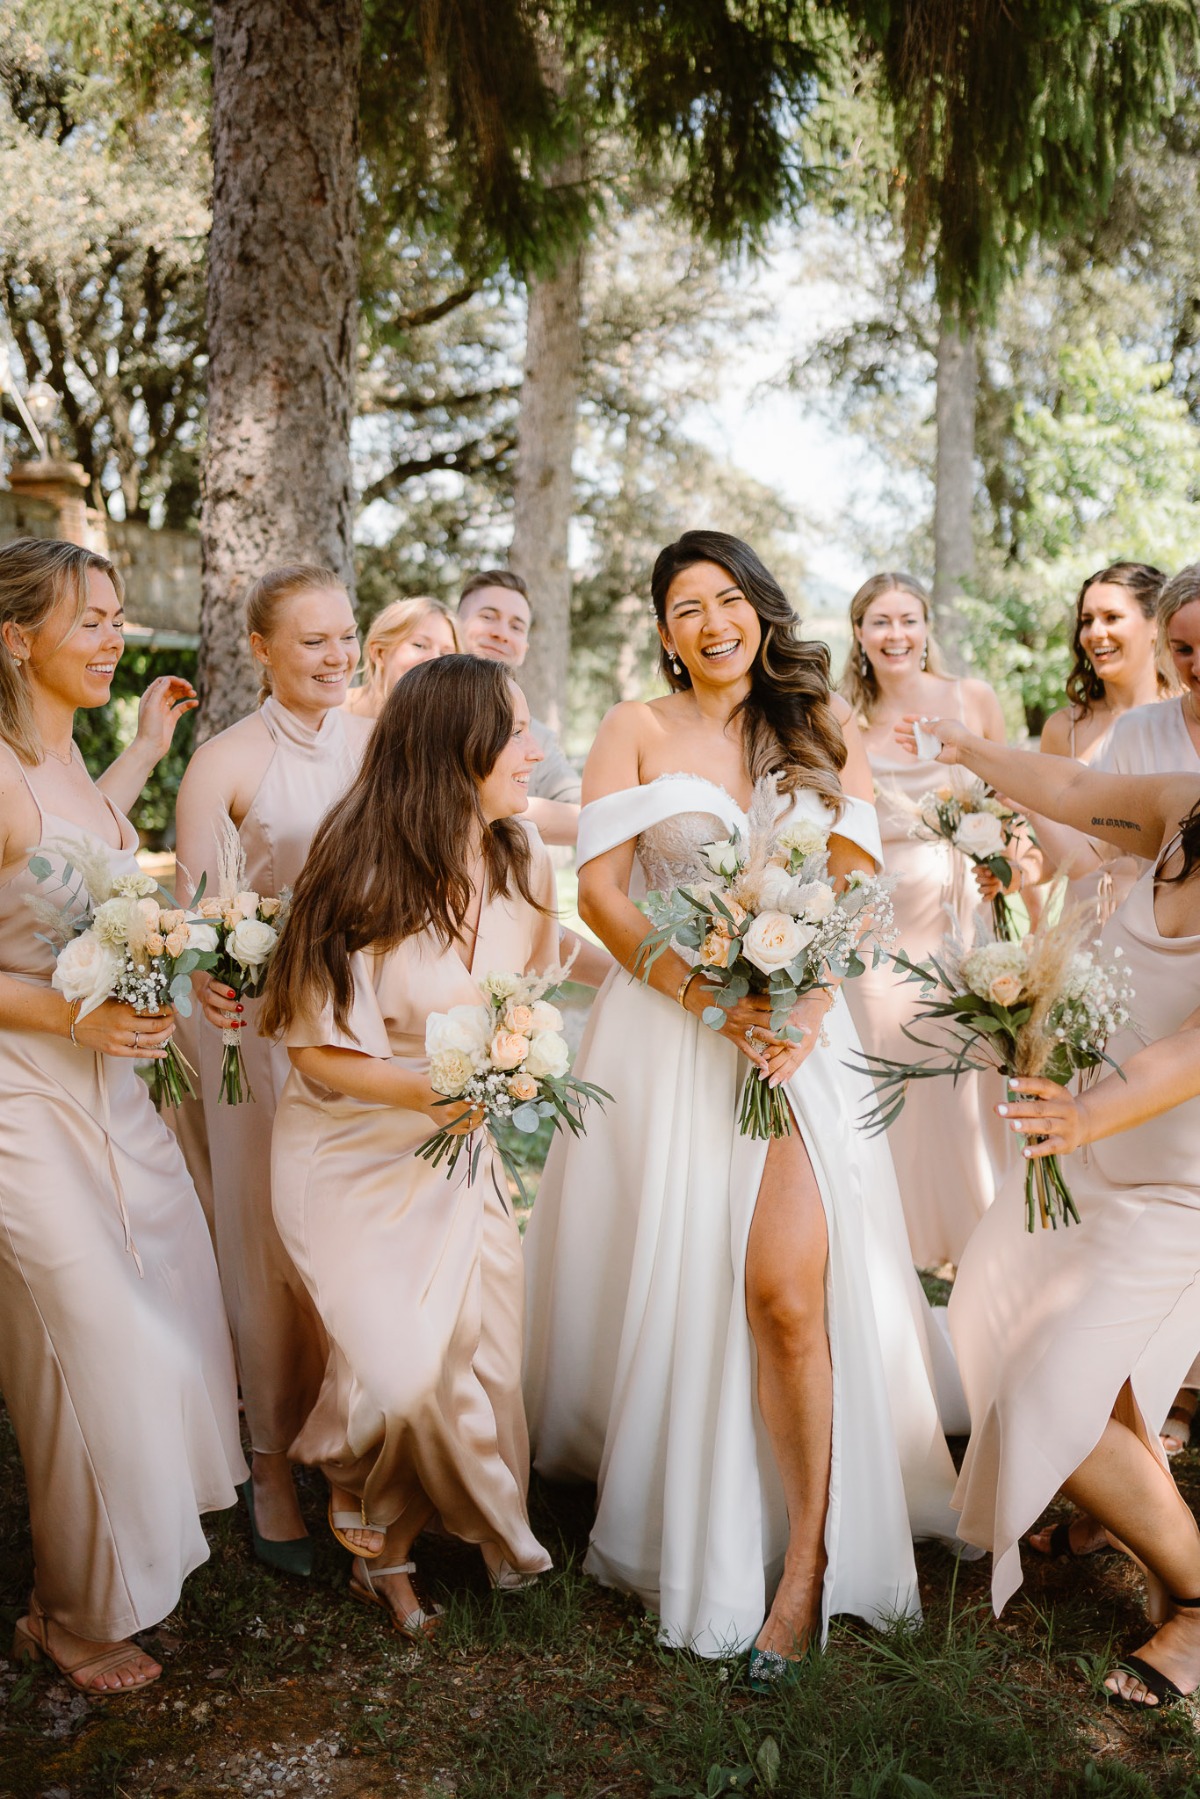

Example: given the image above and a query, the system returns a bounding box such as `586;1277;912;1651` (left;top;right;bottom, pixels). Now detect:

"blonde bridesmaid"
0;539;243;1695
342;595;459;719
905;714;1200;1711
839;572;1014;1269
262;656;556;1635
174;564;372;1572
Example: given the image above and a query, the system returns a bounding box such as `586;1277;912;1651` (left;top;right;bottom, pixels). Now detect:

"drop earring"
920;645;928;670
670;653;682;677
859;648;870;678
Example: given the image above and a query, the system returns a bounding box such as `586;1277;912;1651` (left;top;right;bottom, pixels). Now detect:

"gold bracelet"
68;998;81;1045
676;965;704;1008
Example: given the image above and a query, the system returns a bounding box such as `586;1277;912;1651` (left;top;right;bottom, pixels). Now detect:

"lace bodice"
635;810;727;893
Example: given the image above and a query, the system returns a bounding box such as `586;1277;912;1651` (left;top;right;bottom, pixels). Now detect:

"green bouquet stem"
991;894;1021;941
1024;1142;1081;1232
147;1039;199;1111
219;1027;254;1105
738;1067;792;1139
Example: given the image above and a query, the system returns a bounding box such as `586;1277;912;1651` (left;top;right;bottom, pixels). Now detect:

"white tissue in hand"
912;718;943;761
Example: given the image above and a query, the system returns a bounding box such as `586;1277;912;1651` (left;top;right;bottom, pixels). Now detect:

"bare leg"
1161;1386;1198;1455
1059;1395;1200;1704
249;1449;307;1542
24;1606;161;1694
745;1125;832;1660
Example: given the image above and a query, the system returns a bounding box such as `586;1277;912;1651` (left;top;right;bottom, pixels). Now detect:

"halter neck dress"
845;686;1010;1267
949;829;1200;1612
0;752;244;1639
523;774;960;1657
198;696;366;1457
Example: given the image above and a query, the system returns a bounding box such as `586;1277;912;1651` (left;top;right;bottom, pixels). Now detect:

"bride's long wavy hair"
261;656;547;1039
651;531;846;807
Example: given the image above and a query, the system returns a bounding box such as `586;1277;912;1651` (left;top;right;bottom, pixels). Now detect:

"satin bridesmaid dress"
950;831;1200;1613
270;835;558;1574
0;753;244;1640
199;696;366;1462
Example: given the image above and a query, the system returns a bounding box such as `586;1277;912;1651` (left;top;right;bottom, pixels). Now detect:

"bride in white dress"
523;532;959;1683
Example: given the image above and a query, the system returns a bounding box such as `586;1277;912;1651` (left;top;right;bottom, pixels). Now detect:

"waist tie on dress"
95;1053;144;1277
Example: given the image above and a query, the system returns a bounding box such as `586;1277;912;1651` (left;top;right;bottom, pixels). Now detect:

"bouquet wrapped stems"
145;1031;200;1110
219;1024;253;1104
1025;1141;1081;1231
739;1067;791;1140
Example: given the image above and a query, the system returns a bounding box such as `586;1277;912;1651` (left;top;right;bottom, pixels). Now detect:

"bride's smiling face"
659;561;763;689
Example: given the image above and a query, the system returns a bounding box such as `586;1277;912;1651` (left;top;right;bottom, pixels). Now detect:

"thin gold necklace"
43;741;74;767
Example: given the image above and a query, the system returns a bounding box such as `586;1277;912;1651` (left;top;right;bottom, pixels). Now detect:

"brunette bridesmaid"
262;656;556;1634
839;572;1014;1268
903;714;1200;1710
174;564;372;1572
0;539;243;1695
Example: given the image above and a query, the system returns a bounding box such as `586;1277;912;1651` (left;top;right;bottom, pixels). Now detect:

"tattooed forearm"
1090;816;1142;832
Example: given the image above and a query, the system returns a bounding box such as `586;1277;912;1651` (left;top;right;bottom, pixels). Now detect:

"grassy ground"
5;1401;1200;1799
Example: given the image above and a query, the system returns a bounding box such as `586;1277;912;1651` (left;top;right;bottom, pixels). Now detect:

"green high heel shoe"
238;1478;313;1578
746;1645;803;1695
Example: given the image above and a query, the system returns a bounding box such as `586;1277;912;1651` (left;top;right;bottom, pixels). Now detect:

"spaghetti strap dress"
0;755;244;1640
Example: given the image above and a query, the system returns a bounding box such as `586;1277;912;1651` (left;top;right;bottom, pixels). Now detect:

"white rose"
528;999;563;1032
741;911;815;976
523;1030;570;1080
429;1047;476;1097
702;839;742;878
751;864;794;912
52;930;119;1018
185;921;220;954
425;1004;491;1059
790;880;835;922
954;811;1006;860
228;917;278;969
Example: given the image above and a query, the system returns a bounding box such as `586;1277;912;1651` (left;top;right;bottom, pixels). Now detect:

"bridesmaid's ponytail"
0;538;123;765
245;563;347;704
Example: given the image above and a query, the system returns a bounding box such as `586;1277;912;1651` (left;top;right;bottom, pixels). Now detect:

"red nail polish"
235;1004;244;1013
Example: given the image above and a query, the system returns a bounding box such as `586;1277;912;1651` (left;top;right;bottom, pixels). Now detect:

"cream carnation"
954;811;1006;859
480;971;521;1002
741;911;814;976
52;930;119;1017
524;1030;570;1080
490;1029;530;1071
228;917;278;968
429;1047;476;1096
92;896;136;945
775;820;828;860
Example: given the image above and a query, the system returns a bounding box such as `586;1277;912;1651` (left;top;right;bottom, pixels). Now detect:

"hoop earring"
920;645;928;670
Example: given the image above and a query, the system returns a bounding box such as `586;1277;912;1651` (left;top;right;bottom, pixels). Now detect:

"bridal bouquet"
29;843;217;1109
417;969;610;1203
910;778;1026;941
854;905;1134;1229
188;815;287;1103
637;787;896;1139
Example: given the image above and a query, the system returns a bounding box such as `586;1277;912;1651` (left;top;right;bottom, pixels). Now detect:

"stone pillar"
6;460;108;551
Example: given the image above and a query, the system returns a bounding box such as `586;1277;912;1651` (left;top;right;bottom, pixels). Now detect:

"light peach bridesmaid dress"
0;755;244;1639
845;701;1008;1267
198;696;365;1460
949;830;1200;1612
270;844;557;1573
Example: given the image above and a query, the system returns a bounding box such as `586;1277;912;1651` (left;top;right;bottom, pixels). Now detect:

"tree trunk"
508;225;584;732
198;0;362;739
932;313;977;671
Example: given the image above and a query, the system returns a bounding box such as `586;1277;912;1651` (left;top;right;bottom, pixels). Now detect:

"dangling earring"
670;653;682;677
920;645;928;671
859;648;870;679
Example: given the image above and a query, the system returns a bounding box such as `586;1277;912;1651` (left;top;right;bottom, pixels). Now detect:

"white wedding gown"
523;774;961;1657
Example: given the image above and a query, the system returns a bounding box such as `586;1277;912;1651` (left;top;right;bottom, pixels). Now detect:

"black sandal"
1107;1595;1200;1710
1030;1517;1112;1562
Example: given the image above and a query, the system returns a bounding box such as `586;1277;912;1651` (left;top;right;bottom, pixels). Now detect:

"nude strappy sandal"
348;1557;443;1640
12;1594;161;1698
327;1493;385;1558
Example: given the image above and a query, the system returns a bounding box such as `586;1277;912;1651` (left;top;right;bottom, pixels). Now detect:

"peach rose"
197;896;225;918
989;973;1024;1007
158;908;185;932
259;896;282;919
503;1002;535;1034
507;1071;539;1102
165;927;189;957
490;1029;530;1071
700;931;733;968
145;931;166;956
234;890;261;920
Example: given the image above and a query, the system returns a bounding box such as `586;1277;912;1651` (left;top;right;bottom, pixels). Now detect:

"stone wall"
0;493;200;641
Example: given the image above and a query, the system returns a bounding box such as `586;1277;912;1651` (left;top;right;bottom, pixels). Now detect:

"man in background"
457;570;580;847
